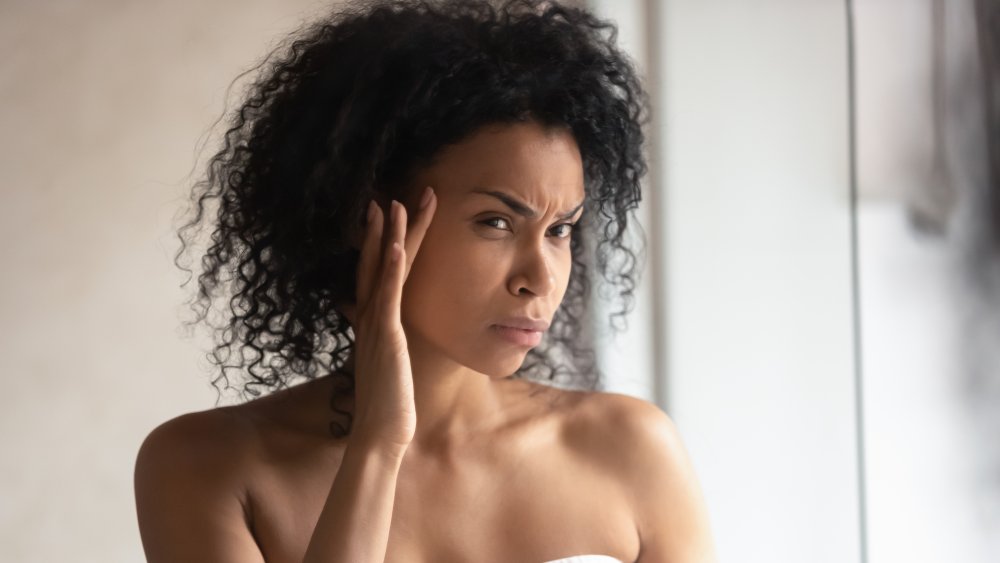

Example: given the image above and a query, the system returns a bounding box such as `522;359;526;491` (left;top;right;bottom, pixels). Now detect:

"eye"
550;222;577;239
478;217;578;239
480;217;512;231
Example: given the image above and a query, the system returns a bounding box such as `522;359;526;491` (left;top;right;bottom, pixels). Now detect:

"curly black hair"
175;0;649;438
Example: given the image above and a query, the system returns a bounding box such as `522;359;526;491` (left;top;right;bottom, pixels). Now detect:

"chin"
412;323;533;377
461;345;531;379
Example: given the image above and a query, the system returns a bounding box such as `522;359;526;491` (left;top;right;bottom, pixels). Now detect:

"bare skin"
135;122;716;563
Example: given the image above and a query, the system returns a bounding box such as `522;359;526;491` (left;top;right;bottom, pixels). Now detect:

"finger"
376;201;406;328
391;199;408;250
356;199;383;308
381;241;405;329
401;187;437;279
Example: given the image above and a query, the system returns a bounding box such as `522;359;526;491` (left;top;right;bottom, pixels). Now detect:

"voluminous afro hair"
175;0;649;437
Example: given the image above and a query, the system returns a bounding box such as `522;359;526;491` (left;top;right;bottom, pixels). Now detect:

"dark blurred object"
910;0;959;236
976;0;1000;252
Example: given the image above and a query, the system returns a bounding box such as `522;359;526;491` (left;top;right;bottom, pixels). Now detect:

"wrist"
346;431;410;464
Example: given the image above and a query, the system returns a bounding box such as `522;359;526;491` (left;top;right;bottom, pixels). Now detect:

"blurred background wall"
0;1;333;560
854;0;999;560
590;1;860;561
1;0;997;562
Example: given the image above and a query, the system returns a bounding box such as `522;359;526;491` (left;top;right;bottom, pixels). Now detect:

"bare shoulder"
136;376;337;475
560;390;675;462
135;405;258;481
580;391;669;430
575;391;696;499
563;391;718;562
134;406;266;562
134;405;260;526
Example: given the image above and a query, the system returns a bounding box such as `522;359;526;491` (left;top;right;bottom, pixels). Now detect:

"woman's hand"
349;187;437;457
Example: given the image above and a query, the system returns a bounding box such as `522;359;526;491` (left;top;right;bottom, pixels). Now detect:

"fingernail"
367;200;376;222
420;186;433;209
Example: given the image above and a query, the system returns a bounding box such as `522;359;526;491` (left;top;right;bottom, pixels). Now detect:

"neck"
340;335;537;457
406;341;510;455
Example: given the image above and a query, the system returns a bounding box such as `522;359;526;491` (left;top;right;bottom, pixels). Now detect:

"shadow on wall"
914;0;1000;539
965;0;1000;528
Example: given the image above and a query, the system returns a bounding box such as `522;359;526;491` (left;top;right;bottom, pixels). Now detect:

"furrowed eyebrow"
470;189;585;221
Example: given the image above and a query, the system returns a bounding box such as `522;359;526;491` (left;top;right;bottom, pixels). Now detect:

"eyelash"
480;217;577;238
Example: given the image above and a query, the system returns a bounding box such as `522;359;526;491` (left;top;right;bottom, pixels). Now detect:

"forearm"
302;439;406;563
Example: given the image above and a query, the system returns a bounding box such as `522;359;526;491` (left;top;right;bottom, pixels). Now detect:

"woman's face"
400;121;586;378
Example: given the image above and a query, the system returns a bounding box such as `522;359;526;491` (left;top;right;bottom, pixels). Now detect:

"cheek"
400;232;506;324
559;253;575;289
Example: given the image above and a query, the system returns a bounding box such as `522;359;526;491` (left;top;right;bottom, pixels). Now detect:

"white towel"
542;555;624;563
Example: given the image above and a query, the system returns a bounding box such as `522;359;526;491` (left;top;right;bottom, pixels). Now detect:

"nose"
507;244;557;298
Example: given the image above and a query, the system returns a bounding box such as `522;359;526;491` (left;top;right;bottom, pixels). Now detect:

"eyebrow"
469;189;585;221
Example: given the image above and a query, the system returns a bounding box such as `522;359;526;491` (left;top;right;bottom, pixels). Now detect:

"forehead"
413;121;585;202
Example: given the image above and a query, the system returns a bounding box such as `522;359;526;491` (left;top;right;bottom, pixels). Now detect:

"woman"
134;0;716;561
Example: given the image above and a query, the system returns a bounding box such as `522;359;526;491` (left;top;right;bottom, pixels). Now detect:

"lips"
490;324;544;347
489;316;548;347
491;316;550;332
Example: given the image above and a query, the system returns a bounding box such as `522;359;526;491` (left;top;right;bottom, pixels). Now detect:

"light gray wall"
592;0;860;560
0;1;332;561
658;2;860;561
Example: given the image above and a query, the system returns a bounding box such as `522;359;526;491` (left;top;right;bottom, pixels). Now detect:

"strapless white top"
542;556;623;563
